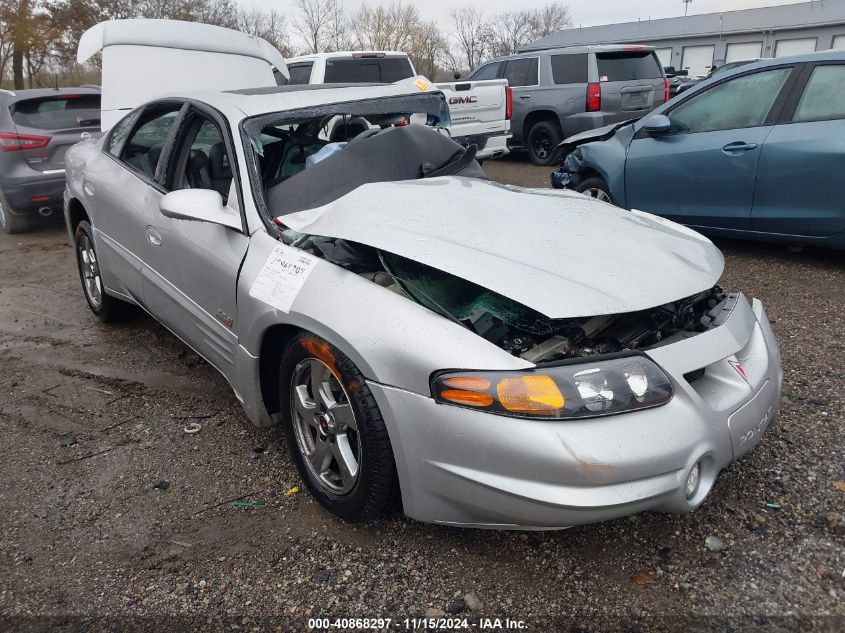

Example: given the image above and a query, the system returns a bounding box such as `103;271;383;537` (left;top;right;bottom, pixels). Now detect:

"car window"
174;116;233;205
10;94;100;130
792;65;845;123
323;57;414;83
503;57;538;87
468;62;501;81
668;68;791;134
107;110;142;157
550;54;588;84
287;63;313;85
596;51;663;81
119;105;181;179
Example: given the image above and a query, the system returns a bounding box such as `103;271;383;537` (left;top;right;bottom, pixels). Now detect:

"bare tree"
238;6;291;56
449;6;487;71
294;0;332;54
527;1;571;40
324;0;351;52
406;20;446;79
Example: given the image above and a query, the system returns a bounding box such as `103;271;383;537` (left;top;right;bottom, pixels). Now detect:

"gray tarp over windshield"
267;125;486;216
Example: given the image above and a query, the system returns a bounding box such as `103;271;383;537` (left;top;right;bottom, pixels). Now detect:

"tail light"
663;77;671;103
586;82;601;112
0;132;50;152
505;86;513;120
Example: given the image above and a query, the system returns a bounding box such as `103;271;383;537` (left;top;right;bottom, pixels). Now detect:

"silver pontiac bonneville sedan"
64;27;782;530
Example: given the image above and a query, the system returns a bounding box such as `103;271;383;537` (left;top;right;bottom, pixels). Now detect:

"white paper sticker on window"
249;243;316;313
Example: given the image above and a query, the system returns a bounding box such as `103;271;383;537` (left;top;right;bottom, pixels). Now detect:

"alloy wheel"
290;358;361;494
583;188;612;203
0;197;6;230
77;233;103;309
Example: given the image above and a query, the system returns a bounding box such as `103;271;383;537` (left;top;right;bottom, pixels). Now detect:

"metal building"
522;1;845;77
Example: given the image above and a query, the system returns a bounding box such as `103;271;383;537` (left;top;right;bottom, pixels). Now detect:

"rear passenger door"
751;62;845;238
500;57;539;144
625;66;797;229
88;102;183;302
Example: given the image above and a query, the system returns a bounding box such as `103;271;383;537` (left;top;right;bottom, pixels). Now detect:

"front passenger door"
624;66;796;229
141;107;249;379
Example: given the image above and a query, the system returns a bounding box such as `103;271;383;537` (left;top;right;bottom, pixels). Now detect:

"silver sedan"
64;82;781;529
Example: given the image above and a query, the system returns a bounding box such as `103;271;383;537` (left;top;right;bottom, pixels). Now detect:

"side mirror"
453;71;461;80
643;114;672;135
159;189;241;230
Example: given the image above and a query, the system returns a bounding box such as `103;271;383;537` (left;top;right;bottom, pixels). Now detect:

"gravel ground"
0;158;843;632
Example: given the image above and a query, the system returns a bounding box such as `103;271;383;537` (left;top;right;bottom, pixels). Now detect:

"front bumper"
370;294;782;529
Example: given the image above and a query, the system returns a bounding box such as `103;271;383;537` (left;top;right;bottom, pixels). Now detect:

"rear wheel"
576;177;614;204
0;192;29;234
526;120;562;166
74;220;136;322
280;332;400;522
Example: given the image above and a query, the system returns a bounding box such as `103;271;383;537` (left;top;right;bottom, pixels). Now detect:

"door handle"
722;142;758;154
145;226;162;247
82;178;95;197
519;95;532;99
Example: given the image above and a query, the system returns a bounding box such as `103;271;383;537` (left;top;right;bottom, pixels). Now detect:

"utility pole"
682;0;693;16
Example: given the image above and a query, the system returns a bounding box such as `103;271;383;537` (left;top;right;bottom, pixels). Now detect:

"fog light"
685;462;701;498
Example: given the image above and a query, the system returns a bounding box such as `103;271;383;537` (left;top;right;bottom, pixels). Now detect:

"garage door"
775;37;817;57
682;45;714;77
726;41;762;62
832;35;845;50
655;47;673;68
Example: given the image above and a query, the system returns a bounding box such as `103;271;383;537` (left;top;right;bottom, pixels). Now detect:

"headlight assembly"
432;354;673;420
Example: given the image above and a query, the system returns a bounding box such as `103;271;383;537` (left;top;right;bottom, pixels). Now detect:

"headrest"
188;149;208;172
148;145;164;170
208;143;232;180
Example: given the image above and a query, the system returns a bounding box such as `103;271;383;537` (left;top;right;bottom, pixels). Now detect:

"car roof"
498;44;655;61
159;80;441;119
705;49;845;81
0;86;102;102
288;51;409;63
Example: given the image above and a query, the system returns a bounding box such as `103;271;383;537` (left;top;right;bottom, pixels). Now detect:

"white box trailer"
77;19;289;130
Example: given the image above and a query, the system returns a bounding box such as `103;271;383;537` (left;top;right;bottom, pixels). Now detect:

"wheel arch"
257;323;302;420
67;197;90;237
523;109;561;142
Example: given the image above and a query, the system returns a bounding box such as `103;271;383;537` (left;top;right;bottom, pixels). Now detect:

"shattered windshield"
240;92;488;223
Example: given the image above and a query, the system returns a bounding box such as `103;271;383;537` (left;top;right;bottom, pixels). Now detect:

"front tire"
526;120;562;166
74;220;135;322
0;192;29;234
280;332;400;522
576;177;614;204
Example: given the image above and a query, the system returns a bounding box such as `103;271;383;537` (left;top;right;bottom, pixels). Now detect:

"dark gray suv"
468;45;668;165
0;87;101;233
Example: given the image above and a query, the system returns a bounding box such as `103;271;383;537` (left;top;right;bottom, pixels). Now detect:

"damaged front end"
282;228;732;366
550;120;636;191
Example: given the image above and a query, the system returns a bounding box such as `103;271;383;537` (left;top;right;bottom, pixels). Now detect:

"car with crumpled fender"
551;51;845;250
63;19;782;529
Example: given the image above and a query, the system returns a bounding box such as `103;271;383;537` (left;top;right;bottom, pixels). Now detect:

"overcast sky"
246;0;804;30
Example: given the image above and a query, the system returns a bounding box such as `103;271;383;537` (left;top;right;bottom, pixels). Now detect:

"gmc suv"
468;45;668;164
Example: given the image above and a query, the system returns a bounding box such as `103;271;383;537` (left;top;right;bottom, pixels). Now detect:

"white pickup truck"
285;52;511;160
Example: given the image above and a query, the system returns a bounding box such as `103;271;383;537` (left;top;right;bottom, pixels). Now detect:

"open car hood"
281;177;724;319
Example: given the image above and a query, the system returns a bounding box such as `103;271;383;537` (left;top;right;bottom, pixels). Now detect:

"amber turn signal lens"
443;376;492;391
439;389;494;407
497;375;564;414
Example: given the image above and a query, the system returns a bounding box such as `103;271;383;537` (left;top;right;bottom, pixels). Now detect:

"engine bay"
285;233;733;365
